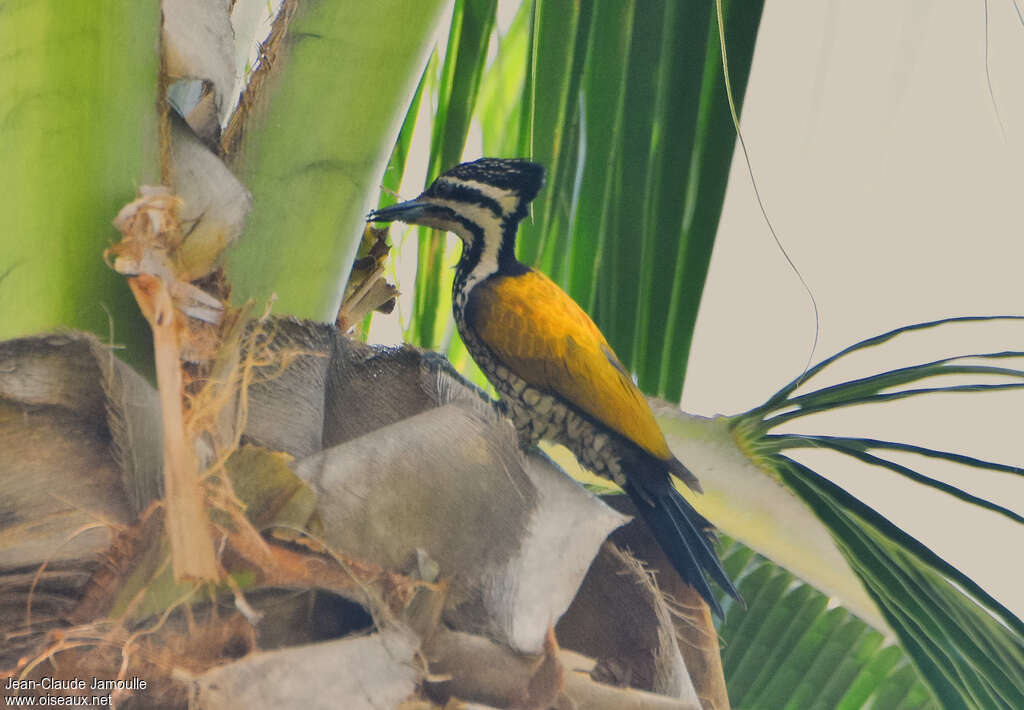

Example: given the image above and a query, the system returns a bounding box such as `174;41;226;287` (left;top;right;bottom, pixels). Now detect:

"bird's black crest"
440;158;546;205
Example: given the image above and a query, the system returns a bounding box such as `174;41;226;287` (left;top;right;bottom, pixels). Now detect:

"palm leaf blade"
657;0;764;400
413;0;498;349
763;436;1024;525
756;316;1024;414
564;0;635;313
716;536;939;709
776;457;1024;709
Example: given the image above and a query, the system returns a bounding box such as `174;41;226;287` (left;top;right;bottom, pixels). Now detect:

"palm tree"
1;1;1021;709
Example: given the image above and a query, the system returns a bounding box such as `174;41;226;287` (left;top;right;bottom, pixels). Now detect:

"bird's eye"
433;181;452;198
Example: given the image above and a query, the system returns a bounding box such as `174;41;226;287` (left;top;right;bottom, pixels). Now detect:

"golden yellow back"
466;268;672;461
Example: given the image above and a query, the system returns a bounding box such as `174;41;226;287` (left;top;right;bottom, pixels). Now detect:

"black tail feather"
666;491;742;602
624;481;742;618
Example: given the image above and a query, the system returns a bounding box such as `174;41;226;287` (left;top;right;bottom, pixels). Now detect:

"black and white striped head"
368;158;545;251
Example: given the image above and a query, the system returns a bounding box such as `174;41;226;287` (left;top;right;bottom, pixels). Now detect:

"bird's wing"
466;268;673;461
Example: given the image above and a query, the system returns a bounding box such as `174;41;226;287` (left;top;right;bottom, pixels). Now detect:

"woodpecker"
368;158;738;615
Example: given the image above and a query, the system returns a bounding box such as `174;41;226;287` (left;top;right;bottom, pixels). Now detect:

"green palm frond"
392;0;764;403
731;316;1024;709
716;536;942;710
751;316;1024;417
412;0;498;351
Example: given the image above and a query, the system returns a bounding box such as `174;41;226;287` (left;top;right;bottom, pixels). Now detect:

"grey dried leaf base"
0;322;702;709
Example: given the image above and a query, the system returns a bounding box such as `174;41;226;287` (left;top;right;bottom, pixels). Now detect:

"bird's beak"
367;198;430;224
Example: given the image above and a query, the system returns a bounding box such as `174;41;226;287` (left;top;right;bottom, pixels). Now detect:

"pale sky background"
684;1;1024;618
370;1;1024;619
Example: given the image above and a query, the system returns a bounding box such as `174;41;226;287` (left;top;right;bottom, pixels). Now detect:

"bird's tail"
624;475;741;618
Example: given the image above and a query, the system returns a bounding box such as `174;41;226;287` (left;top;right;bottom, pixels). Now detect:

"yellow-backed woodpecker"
369;158;739;615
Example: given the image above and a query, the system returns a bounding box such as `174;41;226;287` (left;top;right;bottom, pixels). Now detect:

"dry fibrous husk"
1;322;698;708
0;332;159;663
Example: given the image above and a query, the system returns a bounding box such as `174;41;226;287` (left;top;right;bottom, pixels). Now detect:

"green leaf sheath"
0;0;160;364
228;0;448;321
